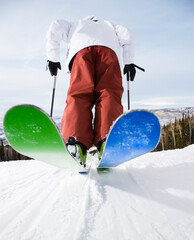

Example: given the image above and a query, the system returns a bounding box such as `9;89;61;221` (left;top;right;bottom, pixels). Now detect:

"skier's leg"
61;47;95;149
93;46;124;146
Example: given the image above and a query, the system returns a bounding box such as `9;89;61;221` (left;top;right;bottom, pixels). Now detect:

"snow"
0;145;194;240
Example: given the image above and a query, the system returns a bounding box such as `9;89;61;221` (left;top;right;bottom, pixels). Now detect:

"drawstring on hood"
83;15;100;22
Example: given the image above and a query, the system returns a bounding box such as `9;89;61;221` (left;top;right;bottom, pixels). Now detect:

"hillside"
0;145;194;240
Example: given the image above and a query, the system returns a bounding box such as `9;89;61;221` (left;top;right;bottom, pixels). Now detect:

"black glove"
123;64;136;81
47;60;61;76
123;64;145;81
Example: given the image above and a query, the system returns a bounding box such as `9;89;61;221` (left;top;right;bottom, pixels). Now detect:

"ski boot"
67;137;87;167
97;138;110;174
97;138;106;160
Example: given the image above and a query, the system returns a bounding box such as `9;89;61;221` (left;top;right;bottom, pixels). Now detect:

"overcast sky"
0;0;194;120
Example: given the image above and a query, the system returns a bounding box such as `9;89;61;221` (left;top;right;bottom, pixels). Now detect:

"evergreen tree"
155;114;194;151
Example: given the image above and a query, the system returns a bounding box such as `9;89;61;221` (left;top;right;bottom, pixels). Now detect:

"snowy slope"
0;145;194;240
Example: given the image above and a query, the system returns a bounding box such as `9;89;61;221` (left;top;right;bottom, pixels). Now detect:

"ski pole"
126;64;145;111
50;75;57;117
126;72;130;110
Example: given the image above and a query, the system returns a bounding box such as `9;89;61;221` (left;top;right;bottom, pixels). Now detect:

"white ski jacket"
46;16;134;72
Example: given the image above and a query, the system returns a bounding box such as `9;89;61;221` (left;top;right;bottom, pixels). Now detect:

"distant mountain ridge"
152;107;194;125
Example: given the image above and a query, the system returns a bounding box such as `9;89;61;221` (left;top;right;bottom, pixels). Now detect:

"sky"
0;0;194;121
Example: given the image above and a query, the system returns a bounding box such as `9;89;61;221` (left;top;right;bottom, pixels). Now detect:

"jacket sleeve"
114;24;135;65
46;20;71;62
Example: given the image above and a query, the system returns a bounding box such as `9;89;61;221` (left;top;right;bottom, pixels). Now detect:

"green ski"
3;105;88;172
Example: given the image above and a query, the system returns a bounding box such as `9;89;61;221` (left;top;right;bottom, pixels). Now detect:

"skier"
46;15;136;165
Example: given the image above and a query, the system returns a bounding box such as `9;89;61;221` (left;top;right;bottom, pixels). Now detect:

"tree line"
0;140;31;161
155;113;194;151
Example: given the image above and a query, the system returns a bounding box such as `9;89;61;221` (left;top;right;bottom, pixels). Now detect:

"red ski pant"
61;46;123;149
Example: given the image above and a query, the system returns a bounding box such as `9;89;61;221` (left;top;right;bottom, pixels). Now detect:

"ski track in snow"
0;145;194;240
